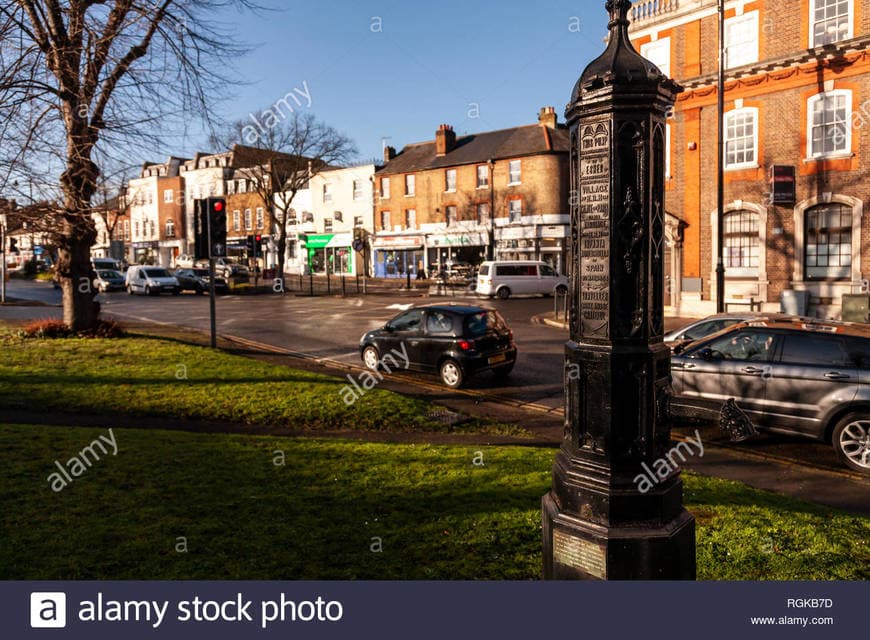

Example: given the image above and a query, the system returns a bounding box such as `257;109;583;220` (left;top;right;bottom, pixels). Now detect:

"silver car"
671;316;870;474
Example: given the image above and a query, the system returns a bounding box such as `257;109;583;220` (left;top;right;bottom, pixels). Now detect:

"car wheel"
555;284;568;296
145;285;152;295
493;363;514;382
832;413;870;474
496;287;511;300
440;359;464;389
196;284;205;295
127;285;134;295
362;346;381;371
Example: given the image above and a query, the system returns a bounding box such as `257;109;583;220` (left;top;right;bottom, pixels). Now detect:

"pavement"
2;278;868;514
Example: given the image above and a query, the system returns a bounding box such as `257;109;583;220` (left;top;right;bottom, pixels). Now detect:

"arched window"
723;210;760;277
805;203;852;280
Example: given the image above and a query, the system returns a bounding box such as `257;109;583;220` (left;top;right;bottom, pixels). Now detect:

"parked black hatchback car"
359;304;517;388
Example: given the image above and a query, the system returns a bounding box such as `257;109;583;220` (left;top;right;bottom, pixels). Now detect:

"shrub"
35;271;54;282
18;319;124;339
20;319;71;339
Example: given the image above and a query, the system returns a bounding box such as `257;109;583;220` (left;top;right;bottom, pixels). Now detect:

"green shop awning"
302;234;334;249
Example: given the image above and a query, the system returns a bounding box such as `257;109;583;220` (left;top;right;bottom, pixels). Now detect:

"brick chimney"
538;106;557;129
383;145;397;163
435;124;456;156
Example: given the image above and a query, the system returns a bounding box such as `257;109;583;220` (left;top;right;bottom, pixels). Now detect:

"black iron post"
716;0;726;312
542;0;695;580
488;158;496;261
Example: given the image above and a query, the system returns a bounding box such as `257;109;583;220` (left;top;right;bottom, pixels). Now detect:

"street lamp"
488;158;495;261
716;0;726;312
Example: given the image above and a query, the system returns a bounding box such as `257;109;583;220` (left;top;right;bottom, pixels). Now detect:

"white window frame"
477;202;491;224
381;211;391;230
165;219;175;238
508;160;522;185
445;169;457;193
445;206;457;227
238;180;246;194
381;177;390;199
724;107;759;169
477;165;489;189
322;183;332;204
163;189;174;203
810;0;854;48
353;179;364;201
255;207;265;229
244;208;252;231
665;123;672;179
508;198;523;223
405;209;416;229
640;37;671;77
405;174;415;196
807;90;852;159
724;11;759;69
232;210;241;232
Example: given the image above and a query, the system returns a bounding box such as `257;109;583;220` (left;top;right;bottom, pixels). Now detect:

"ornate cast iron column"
542;0;696;580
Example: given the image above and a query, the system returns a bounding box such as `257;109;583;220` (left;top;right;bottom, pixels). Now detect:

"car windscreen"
465;311;509;338
144;268;171;278
192;269;209;276
98;270;121;278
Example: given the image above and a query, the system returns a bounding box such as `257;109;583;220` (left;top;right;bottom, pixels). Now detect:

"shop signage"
372;235;425;250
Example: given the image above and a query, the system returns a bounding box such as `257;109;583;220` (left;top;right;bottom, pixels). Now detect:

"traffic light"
245;234;255;254
9;237;18;253
193;199;208;260
207;197;227;258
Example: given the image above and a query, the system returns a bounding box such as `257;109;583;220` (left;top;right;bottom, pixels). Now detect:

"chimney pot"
539;106;558;129
435;123;457;156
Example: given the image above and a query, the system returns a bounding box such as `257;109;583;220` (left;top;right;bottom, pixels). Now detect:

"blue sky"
180;0;613;160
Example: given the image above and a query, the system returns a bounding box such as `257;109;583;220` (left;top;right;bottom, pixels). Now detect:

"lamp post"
716;0;726;312
488;158;496;261
542;0;695;580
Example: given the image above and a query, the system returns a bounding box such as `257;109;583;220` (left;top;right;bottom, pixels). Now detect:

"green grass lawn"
1;424;866;580
0;332;520;435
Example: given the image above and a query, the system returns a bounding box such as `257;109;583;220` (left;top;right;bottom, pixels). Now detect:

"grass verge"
0;424;866;580
0;332;521;435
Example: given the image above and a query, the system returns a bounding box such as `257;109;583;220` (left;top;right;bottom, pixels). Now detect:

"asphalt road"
3;278;870;500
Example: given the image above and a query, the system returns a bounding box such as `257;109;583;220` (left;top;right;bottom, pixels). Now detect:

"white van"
125;265;180;296
477;261;568;299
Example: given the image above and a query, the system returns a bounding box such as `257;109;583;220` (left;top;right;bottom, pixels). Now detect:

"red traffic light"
213;201;224;212
255;235;262;242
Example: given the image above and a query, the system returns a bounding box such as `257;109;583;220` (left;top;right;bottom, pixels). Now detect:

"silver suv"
670;316;870;474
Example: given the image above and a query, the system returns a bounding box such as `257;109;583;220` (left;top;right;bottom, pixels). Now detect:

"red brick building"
631;0;870;318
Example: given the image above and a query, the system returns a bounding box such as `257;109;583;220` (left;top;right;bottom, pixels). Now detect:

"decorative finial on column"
606;0;633;28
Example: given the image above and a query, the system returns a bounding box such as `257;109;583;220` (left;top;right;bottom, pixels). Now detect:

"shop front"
303;233;357;276
426;231;488;276
373;234;425;278
494;223;568;274
131;241;160;265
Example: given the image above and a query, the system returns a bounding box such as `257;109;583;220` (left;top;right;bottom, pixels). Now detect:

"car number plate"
489;354;507;365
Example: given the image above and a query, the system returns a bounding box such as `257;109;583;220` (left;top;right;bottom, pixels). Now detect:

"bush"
35;271;54;282
18;319;124;340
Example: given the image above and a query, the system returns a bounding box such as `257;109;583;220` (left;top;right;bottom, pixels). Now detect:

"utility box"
781;289;810;316
842;294;870;323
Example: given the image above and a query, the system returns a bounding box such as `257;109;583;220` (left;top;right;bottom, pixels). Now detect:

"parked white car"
125;266;180;296
174;254;196;269
476;260;568;299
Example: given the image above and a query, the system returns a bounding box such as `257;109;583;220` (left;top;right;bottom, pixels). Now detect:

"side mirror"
384;324;395;333
699;348;715;361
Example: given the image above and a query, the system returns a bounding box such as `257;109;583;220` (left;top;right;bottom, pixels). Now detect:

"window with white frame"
381;177;390;199
405;174;415;196
808;90;851;158
811;0;852;47
723;210;760;277
147;191;153;205
446;206;457;227
405;209;416;228
256;208;265;229
477;165;489;188
238;180;246;193
323;183;332;203
165;220;175;238
805;203;852;279
725;107;758;168
445;169;457;192
163;189;173;203
665;123;672;178
381;211;391;230
477;203;491;224
724;12;759;69
353;179;364;200
233;210;241;232
244;209;252;230
640;37;671;77
508;160;521;184
509;198;523;223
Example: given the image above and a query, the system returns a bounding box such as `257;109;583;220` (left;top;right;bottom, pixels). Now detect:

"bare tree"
0;0;259;330
217;111;357;286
